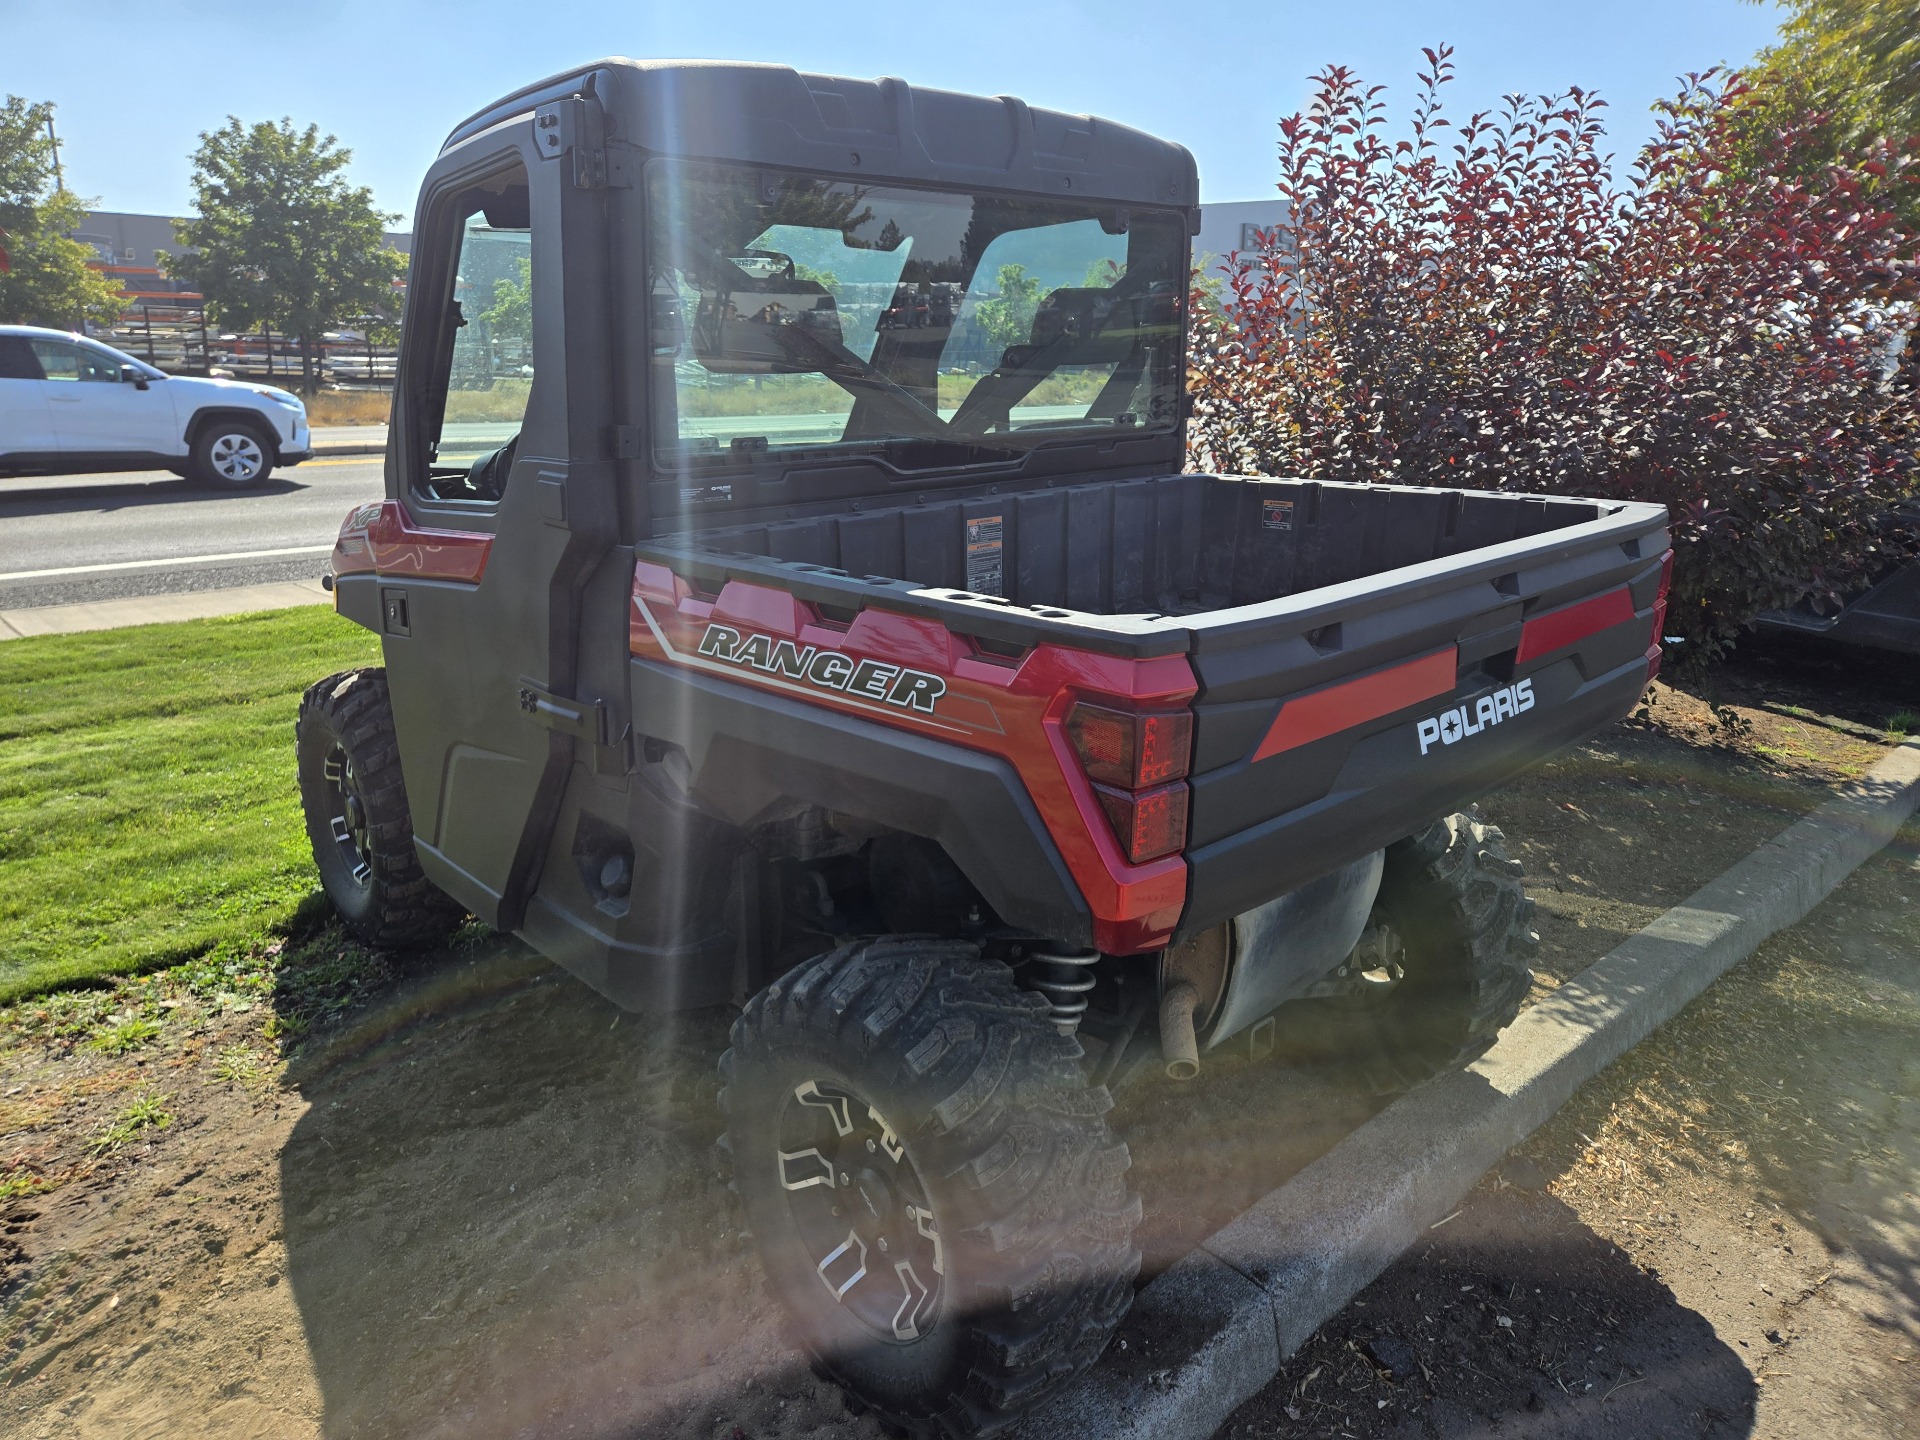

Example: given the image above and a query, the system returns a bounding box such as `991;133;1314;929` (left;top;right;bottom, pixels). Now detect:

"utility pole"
45;113;64;192
45;109;84;334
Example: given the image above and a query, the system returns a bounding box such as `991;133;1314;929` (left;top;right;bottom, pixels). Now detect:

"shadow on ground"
0;475;311;518
263;646;1914;1438
274;945;846;1439
272;938;1394;1439
1222;1184;1759;1439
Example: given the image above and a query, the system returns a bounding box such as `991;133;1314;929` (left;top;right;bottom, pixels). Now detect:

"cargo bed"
642;472;1671;936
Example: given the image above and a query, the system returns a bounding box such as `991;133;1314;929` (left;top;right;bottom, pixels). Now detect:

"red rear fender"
631;567;1196;953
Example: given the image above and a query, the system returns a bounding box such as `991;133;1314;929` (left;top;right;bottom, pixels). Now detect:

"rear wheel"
189;419;274;486
721;938;1141;1437
296;668;463;947
1276;812;1537;1092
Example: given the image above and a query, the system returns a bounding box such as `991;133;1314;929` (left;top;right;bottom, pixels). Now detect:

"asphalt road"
0;457;385;611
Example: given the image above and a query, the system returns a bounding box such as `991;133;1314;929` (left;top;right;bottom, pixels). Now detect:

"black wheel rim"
322;743;374;888
1323;918;1408;1010
776;1079;945;1344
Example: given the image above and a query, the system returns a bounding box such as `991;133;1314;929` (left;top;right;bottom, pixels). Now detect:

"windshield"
644;161;1187;473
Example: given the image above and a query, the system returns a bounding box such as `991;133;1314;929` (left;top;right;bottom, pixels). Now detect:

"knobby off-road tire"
188;419;274;487
720;938;1142;1438
1276;811;1538;1094
296;668;463;948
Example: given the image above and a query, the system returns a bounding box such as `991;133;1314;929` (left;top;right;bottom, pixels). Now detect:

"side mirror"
120;364;151;391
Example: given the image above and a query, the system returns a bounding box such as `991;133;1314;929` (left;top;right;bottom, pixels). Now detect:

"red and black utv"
297;59;1670;1436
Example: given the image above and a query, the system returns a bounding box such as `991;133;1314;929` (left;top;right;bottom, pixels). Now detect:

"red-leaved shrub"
1190;47;1919;658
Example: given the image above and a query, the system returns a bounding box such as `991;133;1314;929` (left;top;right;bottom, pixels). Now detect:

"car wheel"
189;420;275;487
721;938;1141;1436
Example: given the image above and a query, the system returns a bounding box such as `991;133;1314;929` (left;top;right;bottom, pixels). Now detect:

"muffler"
1156;850;1387;1066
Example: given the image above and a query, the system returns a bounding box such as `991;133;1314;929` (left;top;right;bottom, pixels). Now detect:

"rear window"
642;161;1189;480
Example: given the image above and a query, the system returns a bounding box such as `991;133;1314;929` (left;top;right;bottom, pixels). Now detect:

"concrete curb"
1019;738;1920;1440
310;443;386;458
0;579;332;640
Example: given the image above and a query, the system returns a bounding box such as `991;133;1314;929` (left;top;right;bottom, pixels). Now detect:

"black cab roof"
443;59;1198;214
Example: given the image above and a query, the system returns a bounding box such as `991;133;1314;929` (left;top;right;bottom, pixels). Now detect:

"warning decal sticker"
966;514;1005;596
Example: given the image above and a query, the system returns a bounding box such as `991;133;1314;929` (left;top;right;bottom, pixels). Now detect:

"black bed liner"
643;472;1667;659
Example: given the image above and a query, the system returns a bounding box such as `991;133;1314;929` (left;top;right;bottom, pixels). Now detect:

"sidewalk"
311;424;387;457
0;579;331;640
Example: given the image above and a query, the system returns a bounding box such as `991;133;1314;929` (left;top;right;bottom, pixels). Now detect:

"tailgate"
1177;498;1671;937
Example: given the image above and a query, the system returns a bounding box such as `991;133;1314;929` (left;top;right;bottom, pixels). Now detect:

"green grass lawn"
0;608;381;1002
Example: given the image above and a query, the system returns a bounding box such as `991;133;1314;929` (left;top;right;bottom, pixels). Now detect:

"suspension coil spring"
1023;946;1100;1035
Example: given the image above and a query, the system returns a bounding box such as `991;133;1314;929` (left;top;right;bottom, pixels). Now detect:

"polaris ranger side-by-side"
297;59;1671;1436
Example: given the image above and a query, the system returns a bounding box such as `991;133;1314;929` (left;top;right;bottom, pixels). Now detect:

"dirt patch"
0;652;1911;1439
0;945;863;1440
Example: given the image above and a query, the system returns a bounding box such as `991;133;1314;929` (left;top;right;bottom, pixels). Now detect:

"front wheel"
721;938;1141;1437
189;419;274;486
296;668;463;947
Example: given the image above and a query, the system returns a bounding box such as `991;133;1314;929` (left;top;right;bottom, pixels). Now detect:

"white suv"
0;324;313;486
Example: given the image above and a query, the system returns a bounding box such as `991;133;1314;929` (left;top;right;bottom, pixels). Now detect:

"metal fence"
104;304;400;388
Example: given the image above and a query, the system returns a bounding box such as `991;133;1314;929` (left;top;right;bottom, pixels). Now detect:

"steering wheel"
465;435;519;501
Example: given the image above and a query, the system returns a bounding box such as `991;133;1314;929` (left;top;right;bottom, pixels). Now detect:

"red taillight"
1066;703;1193;788
1067;701;1193;863
1093;782;1189;864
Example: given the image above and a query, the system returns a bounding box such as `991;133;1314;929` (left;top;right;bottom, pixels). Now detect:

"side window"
74;345;122;382
0;337;44;380
416;165;533;504
28;340;81;381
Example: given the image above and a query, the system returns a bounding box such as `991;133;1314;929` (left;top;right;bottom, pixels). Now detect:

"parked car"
1753;500;1920;656
0;324;312;485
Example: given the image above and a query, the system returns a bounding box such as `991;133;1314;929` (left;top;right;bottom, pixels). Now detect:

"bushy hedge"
1189;48;1919;659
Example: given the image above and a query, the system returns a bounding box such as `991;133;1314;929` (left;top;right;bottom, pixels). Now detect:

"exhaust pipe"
1159;981;1200;1081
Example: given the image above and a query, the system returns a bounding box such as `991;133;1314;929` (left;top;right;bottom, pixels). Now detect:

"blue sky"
4;0;1784;222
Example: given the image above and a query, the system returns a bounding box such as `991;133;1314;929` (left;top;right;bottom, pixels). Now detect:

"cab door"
375;104;623;931
28;339;179;460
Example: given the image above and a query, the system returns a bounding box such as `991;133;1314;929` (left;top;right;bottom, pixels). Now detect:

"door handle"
516;680;608;745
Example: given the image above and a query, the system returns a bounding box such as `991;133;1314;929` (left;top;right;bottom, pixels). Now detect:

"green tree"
792;259;841;292
1764;0;1917;143
973;263;1047;349
0;96;126;329
1742;0;1920;228
168;117;404;390
480;254;531;344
